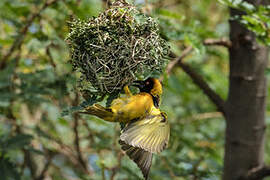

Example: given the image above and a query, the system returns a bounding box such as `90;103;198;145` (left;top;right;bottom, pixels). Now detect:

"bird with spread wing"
81;78;170;179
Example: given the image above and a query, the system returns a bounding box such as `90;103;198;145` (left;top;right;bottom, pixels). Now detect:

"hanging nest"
66;1;169;96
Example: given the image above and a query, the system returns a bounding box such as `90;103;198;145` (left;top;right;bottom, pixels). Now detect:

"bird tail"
119;140;152;180
81;104;114;121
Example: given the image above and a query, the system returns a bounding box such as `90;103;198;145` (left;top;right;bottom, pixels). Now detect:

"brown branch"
9;110;38;179
240;165;270;180
0;0;60;70
72;92;92;175
165;37;231;77
203;38;232;48
37;126;92;175
179;60;226;116
34;151;55;180
167;51;226;116
166;46;193;76
109;152;123;180
101;0;112;8
46;44;57;68
180;112;223;124
73;113;89;171
161;157;178;180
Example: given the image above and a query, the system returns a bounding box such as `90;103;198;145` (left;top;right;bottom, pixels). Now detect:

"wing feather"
119;140;152;180
120;111;170;154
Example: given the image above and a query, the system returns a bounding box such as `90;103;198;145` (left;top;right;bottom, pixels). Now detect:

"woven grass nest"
66;0;169;96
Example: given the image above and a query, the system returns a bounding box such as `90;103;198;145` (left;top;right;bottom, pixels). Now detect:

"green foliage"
218;0;270;46
0;133;33;180
0;157;20;180
0;0;269;180
0;134;33;152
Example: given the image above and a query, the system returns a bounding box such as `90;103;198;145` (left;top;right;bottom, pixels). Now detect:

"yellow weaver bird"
119;107;170;180
81;78;163;123
81;78;170;179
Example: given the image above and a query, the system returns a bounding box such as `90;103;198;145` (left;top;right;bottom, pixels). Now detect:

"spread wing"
119;140;152;180
120;111;170;154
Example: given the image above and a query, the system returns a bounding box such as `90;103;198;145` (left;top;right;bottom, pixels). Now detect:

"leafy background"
0;0;269;180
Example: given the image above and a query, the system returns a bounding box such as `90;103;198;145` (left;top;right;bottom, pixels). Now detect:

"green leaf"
265;68;270;76
61;95;98;116
0;156;20;180
0;134;33;151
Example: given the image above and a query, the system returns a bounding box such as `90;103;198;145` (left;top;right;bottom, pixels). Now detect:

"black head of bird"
132;78;162;108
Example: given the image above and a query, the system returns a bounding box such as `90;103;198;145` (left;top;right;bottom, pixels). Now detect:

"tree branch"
0;0;60;70
240;165;270;180
166;37;231;76
166;46;193;76
34;150;55;180
73;92;91;175
203;38;232;48
179;60;226;116
167;51;226;116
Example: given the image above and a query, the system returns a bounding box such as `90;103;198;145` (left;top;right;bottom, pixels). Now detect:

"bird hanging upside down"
80;78;170;180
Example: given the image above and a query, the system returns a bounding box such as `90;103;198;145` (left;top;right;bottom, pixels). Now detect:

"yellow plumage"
81;78;169;180
82;92;154;123
120;107;170;153
81;78;162;123
119;107;170;180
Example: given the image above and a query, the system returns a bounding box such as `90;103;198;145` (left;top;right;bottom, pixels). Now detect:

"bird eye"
146;81;150;85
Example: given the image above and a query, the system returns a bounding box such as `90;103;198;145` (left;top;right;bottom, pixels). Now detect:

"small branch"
179;60;226;116
37;126;91;174
109;152;123;180
166;46;193;76
34;151;55;180
101;0;112;8
73;92;90;174
46;44;57;68
0;0;60;69
161;157;178;180
240;165;270;180
165;37;231;77
203;38;232;48
167;51;226;116
23;149;37;179
181;112;222;124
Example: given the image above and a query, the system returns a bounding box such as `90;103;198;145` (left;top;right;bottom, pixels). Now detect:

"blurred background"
0;0;269;180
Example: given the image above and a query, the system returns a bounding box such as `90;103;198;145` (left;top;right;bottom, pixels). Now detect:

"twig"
165;37;231;77
167;51;226;116
180;112;222;124
179;60;226;116
8;110;38;179
0;0;60;69
101;0;112;8
34;151;55;180
240;165;270;180
37;126;91;174
166;46;193;76
110;152;123;180
203;38;232;48
73;113;89;171
46;44;57;68
73;92;91;175
161;157;178;180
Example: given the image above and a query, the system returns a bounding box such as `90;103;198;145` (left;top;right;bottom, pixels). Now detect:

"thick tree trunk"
223;1;269;180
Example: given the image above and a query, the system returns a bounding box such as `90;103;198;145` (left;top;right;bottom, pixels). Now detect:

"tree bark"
223;1;269;180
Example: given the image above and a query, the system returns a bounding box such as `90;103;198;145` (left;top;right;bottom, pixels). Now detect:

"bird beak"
131;80;144;89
